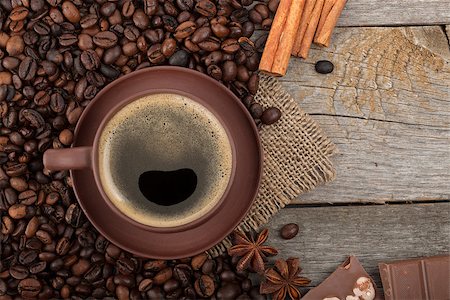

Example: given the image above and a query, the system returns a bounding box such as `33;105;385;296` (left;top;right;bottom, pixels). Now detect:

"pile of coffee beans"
0;0;283;298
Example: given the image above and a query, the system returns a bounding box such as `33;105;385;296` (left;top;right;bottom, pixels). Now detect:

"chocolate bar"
302;256;382;300
379;255;450;300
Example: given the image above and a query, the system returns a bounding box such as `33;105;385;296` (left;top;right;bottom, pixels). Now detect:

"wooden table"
265;0;450;294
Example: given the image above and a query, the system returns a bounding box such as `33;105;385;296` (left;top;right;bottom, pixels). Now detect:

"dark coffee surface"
98;93;233;227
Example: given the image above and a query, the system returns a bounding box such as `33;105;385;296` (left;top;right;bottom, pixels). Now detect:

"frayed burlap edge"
208;74;337;257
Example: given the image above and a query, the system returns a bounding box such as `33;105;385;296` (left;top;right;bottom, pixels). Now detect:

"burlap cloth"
209;74;337;256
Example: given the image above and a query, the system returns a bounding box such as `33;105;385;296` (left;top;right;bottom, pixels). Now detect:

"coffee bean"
59;33;78;47
62;1;81;23
280;223;299;239
261;107;282;125
133;9;150;29
168;50;189;67
80;14;97;29
6;35;25;56
201;259;216;274
10;265;29;280
65;203;82;227
220;270;237;282
10;176;27;191
222;60;237;82
117;257;135;275
25;216;39;238
113;274;135;288
93;31;118;49
255;34;269;52
249;103;263;119
81;50;100;70
268;0;280;12
190;27;210;44
153;267;173;285
19;190;37;205
1;216;14;235
9;6;29;21
177;0;194;11
36;229;52;244
2;56;19;70
315;60;334;74
195;0;217;18
211;22;230;39
163;279;180;293
22;109;44;128
195;275;215;298
147;44;165;64
246;52;260;71
100;2;116;17
18;278;41;297
174;21;196;39
221;38;240;54
122;0;136;18
217;283;242;300
71;258;91;276
262;18;273;30
29;261;46;274
183;37;199;52
144;0;158;16
172;264;191;287
144;260;167;272
207;65;222;80
162;15;178;32
85;264;102;282
0;280;6;296
247;73;259;94
231;8;248;23
103;46;122;65
19;249;38;265
138;278;153;292
9;204;28;219
161;38;177;57
191;253;208;270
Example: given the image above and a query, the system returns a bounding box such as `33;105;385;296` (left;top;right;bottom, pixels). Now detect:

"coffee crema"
98;93;233;227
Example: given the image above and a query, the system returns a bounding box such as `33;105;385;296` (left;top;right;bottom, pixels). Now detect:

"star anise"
227;228;278;274
260;258;311;300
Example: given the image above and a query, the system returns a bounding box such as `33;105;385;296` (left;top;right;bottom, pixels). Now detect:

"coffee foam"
98;93;233;227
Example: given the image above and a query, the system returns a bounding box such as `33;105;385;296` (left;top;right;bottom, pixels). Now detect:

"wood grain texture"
337;0;450;27
264;204;450;290
279;27;450;204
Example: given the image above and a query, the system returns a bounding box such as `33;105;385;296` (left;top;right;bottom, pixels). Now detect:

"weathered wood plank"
264;204;450;291
337;0;450;27
279;27;450;204
282;27;450;126
296;115;450;204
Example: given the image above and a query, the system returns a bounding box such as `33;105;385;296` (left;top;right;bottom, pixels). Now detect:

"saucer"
71;67;262;258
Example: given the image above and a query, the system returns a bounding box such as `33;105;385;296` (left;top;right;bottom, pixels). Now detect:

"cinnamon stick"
315;0;336;40
259;0;305;77
291;0;318;55
314;0;347;47
294;0;324;58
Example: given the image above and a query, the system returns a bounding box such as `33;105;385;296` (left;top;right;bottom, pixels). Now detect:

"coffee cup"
43;67;262;258
45;92;234;228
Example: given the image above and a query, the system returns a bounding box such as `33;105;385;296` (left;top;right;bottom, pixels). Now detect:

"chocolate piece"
379;255;450;300
302;256;382;300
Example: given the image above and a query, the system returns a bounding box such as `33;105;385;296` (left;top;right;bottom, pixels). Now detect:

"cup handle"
43;147;93;171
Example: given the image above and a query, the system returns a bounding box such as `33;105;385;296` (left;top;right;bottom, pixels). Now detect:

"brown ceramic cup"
43;67;262;258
